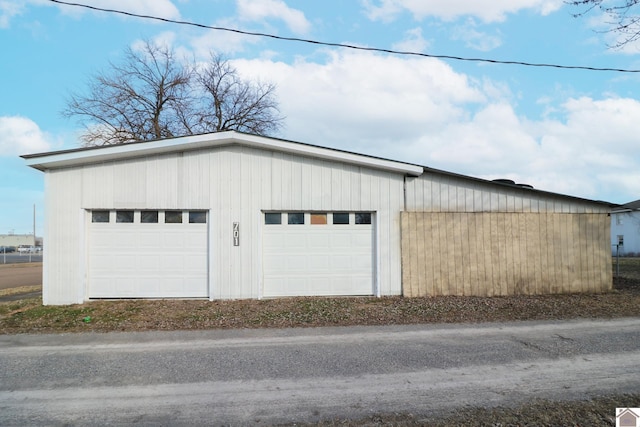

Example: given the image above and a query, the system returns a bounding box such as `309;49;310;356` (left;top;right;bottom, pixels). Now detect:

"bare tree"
64;41;283;146
192;54;283;136
568;0;640;48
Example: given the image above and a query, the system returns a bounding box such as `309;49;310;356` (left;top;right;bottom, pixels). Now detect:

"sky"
3;0;640;236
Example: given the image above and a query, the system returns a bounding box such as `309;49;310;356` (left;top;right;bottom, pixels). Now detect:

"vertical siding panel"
430;176;439;212
330;164;343;208
407;213;418;297
321;160;332;209
424;213;435;296
271;152;283;209
529;213;539;295
548;213;559;293
431;214;442;295
473;214;485;296
451;213;463;295
288;154;302;209
503;212;514;294
540;213;550;293
299;157;312;209
575;214;587;293
400;213;411;296
464;213;476;296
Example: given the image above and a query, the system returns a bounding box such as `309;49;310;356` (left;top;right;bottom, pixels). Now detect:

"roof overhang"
22;131;424;177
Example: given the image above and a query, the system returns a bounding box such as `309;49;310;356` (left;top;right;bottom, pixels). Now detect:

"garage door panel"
88;210;208;299
263;212;374;297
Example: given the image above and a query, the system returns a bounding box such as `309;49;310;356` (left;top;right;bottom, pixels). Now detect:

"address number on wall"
233;222;239;246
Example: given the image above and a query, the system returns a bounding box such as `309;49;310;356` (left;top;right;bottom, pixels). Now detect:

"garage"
23;131;611;305
262;212;375;297
87;209;208;298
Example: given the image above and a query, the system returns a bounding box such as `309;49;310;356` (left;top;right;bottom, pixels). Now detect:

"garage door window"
116;210;134;223
141;211;159;223
92;211;110;223
264;212;373;226
355;213;372;225
310;213;327;225
265;213;282;225
189;211;207;223
165;211;183;223
332;213;349;225
288;212;305;225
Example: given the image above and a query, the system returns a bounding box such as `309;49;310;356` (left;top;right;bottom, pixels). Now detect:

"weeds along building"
22;131;613;305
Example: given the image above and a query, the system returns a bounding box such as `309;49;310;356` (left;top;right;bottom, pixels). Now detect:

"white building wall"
405;174;610;214
43;145;405;304
611;211;640;255
43;170;85;305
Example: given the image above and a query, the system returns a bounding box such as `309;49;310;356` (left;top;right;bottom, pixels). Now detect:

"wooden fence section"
401;212;612;297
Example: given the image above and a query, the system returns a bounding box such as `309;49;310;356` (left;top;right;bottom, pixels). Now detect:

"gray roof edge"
22;130;613;207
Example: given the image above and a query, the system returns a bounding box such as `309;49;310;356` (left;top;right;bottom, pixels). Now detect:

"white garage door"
263;212;374;297
88;210;208;298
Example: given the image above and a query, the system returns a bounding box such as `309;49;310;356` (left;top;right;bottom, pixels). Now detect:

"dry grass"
2;261;640;334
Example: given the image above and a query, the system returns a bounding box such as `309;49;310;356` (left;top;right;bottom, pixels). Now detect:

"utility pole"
33;204;36;247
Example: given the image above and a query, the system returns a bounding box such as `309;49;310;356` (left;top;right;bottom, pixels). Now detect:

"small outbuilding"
22;131;613;305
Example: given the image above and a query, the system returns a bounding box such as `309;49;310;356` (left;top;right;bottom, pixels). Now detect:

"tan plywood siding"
401;212;612;297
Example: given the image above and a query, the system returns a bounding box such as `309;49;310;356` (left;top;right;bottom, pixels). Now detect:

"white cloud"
232;51;640;203
0;116;52;156
237;0;310;34
451;19;502;51
0;0;24;28
392;27;430;52
363;0;564;23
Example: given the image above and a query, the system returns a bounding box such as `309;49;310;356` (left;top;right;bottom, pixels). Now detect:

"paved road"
1;318;639;425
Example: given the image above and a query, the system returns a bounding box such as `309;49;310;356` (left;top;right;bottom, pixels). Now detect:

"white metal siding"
43;145;405;303
42;171;84;305
405;174;610;214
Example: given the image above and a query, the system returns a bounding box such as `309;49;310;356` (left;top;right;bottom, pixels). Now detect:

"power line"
48;0;640;73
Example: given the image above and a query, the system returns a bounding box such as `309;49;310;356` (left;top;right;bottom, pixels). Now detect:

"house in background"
611;199;640;256
22;131;613;305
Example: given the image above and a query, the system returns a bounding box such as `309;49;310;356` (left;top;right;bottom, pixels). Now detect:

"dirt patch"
0;263;42;291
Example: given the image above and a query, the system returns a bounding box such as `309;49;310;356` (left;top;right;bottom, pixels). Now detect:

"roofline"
417;164;616;208
22;130;615;208
22;131;424;177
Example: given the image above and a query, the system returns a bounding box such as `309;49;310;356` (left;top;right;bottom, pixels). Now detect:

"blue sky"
3;0;640;236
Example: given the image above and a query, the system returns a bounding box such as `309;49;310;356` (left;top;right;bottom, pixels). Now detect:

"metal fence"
612;249;640;280
0;250;43;265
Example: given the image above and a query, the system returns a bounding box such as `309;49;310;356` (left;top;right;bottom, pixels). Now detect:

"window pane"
116;210;134;223
265;213;281;225
288;212;304;225
141;211;158;223
189;211;207;223
310;213;327;225
355;212;372;225
165;211;183;223
92;210;110;223
332;212;349;225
